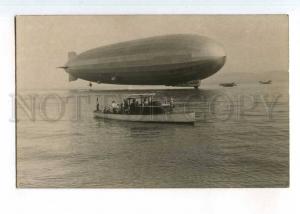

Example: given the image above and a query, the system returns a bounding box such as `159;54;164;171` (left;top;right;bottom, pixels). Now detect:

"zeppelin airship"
60;34;226;89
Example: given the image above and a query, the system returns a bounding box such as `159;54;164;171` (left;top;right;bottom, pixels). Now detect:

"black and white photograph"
16;15;289;188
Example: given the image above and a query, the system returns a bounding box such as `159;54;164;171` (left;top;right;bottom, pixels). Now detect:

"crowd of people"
96;97;174;115
102;98;145;114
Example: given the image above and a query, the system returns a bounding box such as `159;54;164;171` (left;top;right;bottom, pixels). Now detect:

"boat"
94;93;196;124
259;80;272;84
219;82;237;87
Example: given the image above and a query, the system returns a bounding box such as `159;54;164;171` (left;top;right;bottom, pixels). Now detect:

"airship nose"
207;41;226;58
193;38;226;58
206;41;226;72
192;38;226;70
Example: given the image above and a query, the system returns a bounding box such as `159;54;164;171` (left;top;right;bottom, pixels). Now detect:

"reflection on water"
17;83;289;187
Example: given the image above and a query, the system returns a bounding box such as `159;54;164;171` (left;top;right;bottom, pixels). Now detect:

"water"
16;83;289;187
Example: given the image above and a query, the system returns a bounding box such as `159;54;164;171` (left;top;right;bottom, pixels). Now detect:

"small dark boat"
259;80;272;84
219;82;237;87
94;93;195;124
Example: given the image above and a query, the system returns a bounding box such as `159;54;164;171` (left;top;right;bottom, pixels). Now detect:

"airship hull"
65;34;226;86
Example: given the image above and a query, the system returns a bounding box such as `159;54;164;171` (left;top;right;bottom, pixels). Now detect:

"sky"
16;15;288;89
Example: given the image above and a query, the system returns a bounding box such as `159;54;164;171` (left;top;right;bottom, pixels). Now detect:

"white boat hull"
94;111;195;124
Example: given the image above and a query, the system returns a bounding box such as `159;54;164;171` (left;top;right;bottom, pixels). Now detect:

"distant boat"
94;93;196;124
259;80;272;84
219;82;237;87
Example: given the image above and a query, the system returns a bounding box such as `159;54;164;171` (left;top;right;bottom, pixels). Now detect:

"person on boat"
96;98;100;111
135;99;141;113
170;97;175;109
123;99;128;112
116;104;121;113
130;99;136;114
103;106;109;113
120;102;124;113
112;100;118;113
123;99;129;114
143;98;149;106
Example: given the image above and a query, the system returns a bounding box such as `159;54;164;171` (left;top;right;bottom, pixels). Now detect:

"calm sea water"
16;83;289;187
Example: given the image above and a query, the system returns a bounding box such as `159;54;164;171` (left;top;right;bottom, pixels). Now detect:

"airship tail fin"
68;51;77;60
57;66;68;69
